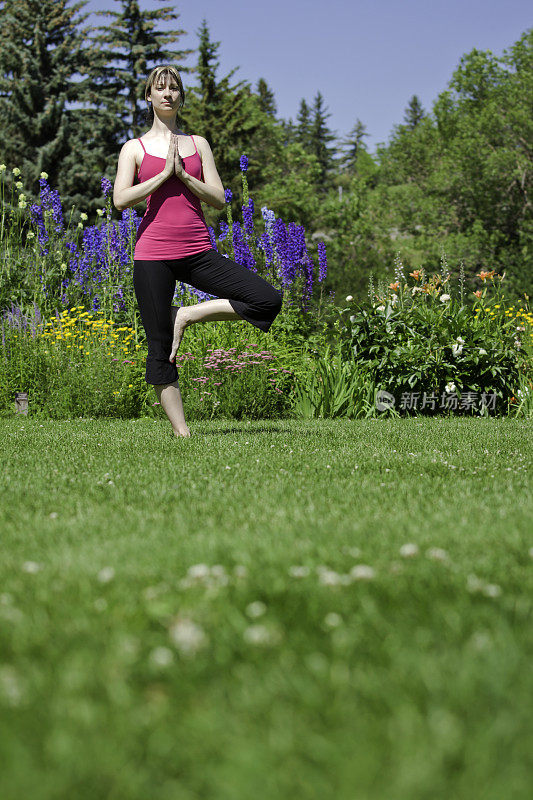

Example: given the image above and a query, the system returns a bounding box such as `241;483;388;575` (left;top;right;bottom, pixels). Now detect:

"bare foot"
173;423;192;438
169;305;192;362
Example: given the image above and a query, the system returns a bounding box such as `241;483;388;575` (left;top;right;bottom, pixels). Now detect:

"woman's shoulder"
189;134;210;155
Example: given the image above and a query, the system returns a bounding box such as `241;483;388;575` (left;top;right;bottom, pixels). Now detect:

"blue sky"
87;0;531;155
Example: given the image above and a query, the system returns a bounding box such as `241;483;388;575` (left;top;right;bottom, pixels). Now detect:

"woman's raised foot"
170;305;192;362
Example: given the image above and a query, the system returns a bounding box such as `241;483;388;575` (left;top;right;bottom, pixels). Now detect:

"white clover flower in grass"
346;295;353;302
233;565;248;579
482;584;501;598
399;543;419;558
22;561;41;574
324;612;342;628
289;565;310;578
169;617;208;656
246;601;267;618
440;294;451;302
243;624;281;646
467;574;484;593
149;646;174;668
318;569;344;586
187;563;210;580
350;564;375;580
210;564;227;578
97;566;115;583
0;665;25;707
426;547;448;562
445;382;456;393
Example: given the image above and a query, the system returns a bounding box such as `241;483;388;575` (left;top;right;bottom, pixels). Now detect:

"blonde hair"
144;65;185;119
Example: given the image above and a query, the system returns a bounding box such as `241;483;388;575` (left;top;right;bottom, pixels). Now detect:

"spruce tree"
0;0;94;206
178;19;264;200
403;94;425;129
296;98;312;149
338;118;369;171
87;0;194;141
256;77;277;117
308;91;337;191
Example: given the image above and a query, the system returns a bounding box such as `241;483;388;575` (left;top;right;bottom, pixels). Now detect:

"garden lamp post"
14;392;28;415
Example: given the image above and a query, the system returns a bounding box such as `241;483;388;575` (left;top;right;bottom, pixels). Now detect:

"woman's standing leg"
133;259;192;438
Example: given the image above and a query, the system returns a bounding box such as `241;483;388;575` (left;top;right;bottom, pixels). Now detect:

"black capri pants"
133;247;283;385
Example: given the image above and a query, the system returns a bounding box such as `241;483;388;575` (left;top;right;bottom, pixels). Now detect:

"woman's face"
148;74;181;112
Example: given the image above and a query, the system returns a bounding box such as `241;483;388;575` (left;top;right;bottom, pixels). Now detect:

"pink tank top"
133;134;212;260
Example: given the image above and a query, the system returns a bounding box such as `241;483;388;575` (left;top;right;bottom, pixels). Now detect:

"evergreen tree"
308;91;337;191
279;117;297;147
255;77;277;117
0;0;94;205
295;98;312;149
403;94;425;129
178;20;264;203
338;118;369;171
87;0;194;140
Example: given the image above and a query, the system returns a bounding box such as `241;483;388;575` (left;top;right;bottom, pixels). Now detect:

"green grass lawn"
0;417;531;800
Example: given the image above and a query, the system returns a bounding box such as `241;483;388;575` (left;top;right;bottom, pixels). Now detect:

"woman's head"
144;65;185;123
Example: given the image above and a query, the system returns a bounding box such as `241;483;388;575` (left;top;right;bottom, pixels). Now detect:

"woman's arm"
113;139;174;212
179;136;225;211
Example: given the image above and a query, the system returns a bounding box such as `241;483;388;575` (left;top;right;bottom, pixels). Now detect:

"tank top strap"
190;135;198;155
138;137;147;154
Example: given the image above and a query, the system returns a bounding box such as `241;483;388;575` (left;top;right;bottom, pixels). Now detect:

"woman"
113;65;283;438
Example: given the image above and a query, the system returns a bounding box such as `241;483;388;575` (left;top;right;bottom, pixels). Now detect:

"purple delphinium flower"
239;155;248;172
242;198;255;240
232;221;256;272
317;241;328;282
224;187;233;203
272;218;290;287
261;207;275;233
207;225;218;251
101;177;112;198
257;232;274;269
218;220;229;241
